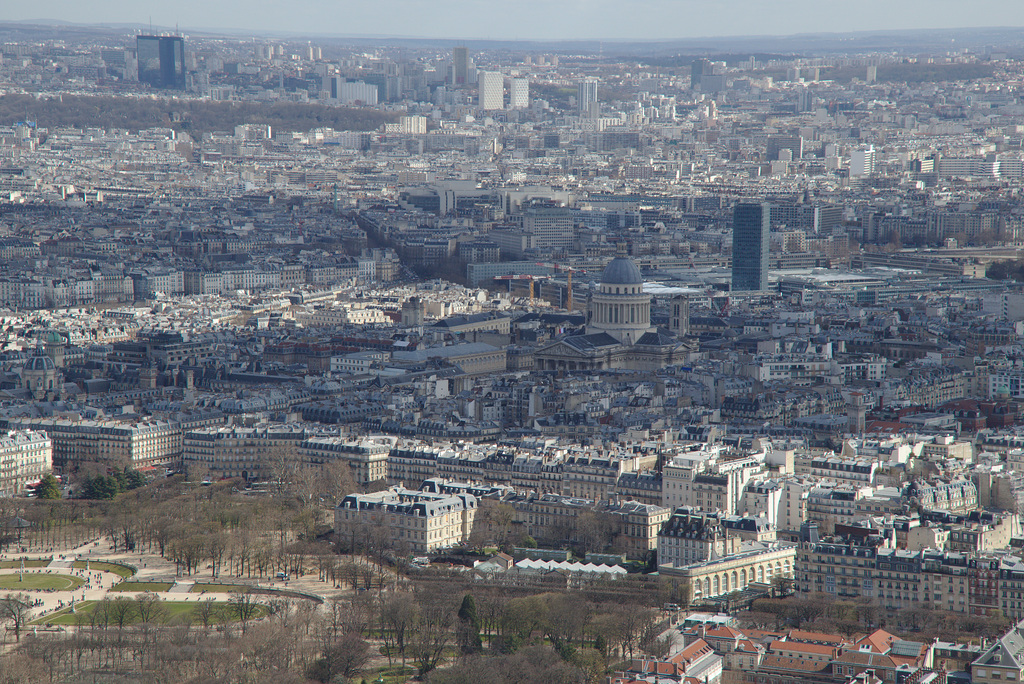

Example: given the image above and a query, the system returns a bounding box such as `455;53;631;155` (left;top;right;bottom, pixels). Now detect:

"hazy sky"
13;0;1024;41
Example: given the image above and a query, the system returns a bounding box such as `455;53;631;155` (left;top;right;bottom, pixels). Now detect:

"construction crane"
710;293;730;317
534;262;586;311
493;275;550;305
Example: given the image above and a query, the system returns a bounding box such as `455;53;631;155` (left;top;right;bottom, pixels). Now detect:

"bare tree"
109;596;137;633
134;592;166;625
317;459;359;504
543;593;590;656
482;502;516;549
205;531;229;578
639;619;671;658
0;594;32;643
169;533;206;576
229;590;262;633
576;510;616;556
380;592;418;665
408;590;456;677
198;598;216;632
306;631;371;684
617;604;659;660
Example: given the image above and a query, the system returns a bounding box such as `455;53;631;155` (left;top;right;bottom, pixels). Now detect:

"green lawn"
109;581;173;593
0;573;83;591
72;560;134;579
0;560;50;569
368;665;417;684
33;600;270;626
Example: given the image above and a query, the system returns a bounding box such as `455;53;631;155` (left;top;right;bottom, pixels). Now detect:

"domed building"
22;346;61;401
40;329;68;368
534;247;694;372
585;252;655;345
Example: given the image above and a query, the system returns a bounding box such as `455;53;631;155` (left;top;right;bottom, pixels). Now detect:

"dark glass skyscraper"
137;35;185;90
691;58;711;89
452;46;469;86
732;203;770;291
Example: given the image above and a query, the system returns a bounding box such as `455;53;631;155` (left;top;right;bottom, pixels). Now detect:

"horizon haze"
11;0;1024;42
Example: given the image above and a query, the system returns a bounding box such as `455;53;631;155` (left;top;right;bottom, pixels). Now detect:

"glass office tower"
137;35;185;90
731;203;770;291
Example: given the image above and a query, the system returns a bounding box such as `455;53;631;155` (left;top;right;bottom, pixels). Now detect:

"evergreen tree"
457;594;479;627
456;594;482;654
36;474;61;500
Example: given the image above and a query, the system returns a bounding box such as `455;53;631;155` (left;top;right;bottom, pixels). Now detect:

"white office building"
850;145;876;178
479;71;504;110
336;81;378;105
510;78;529;109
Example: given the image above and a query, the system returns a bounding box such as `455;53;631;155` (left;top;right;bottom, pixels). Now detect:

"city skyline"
10;1;1024;42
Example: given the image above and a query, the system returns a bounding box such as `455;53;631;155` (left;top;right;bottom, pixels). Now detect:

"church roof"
635;330;678;346
563;332;621;350
515;312;586;326
601;256;643;285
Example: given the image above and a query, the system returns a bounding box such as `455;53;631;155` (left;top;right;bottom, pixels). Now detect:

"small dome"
600;256;643;285
41;330;67;346
25;351;55;372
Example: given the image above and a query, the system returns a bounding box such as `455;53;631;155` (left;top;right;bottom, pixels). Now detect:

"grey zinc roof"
600;256;643;285
563;332;620;350
975;621;1024;669
392;342;501;363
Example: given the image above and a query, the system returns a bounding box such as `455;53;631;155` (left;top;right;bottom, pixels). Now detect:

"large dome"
600;256;643;285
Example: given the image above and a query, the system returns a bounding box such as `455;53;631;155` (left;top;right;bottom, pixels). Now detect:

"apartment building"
611;639;723;684
4;417;180;471
796;528;980;614
335;486;477;553
495;492;669;559
605;500;671;557
659;508;742;568
299;435;390;485
906;478;978;514
665;456;764;516
805;457;878;486
0;430;52;497
806;483;876;535
562;453;656;501
182;424;308;481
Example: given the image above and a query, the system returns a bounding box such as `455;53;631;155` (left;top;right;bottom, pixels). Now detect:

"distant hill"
0;94;396;135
